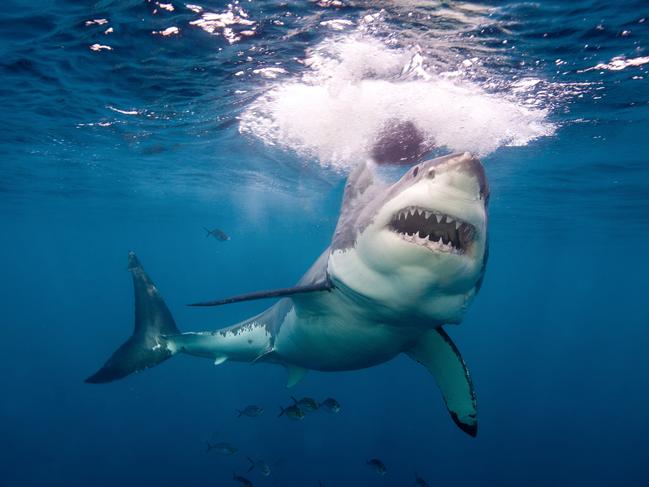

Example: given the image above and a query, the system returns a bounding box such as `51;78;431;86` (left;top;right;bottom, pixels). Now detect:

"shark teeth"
398;232;459;254
390;206;476;254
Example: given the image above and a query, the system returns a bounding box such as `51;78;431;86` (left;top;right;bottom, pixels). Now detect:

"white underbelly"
274;306;420;371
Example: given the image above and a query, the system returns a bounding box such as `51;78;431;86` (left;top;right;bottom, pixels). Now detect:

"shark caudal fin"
85;252;180;384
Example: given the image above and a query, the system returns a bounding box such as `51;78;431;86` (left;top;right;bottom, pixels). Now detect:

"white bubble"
240;36;555;169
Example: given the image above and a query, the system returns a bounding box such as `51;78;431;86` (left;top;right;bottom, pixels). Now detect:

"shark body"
86;152;489;436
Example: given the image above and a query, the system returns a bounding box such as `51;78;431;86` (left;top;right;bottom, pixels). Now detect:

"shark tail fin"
85;252;180;384
278;407;285;418
247;457;255;472
203;227;211;237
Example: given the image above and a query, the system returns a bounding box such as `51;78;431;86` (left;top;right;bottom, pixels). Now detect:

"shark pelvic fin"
213;356;228;365
406;328;477;437
285;364;308;388
188;281;333;307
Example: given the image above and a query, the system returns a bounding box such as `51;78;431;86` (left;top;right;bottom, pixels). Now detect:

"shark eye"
412;167;419;177
428;168;435;178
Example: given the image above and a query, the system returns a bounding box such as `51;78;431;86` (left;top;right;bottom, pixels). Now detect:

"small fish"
206;441;238;455
247;457;271;476
233;472;253;487
320;397;341;413
237;405;264;417
367;458;387;476
278;404;305;420
291;396;319;412
203;226;230;241
415;472;429;487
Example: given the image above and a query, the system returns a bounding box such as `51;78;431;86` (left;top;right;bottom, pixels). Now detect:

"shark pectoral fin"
285;365;308;388
213;356;228;365
187;281;333;307
406;328;477;437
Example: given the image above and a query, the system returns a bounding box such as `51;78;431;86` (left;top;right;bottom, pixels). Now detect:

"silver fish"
367;458;386;475
320;398;341;413
206;441;238;455
278;404;304;420
233;472;253;487
237;405;263;417
203;226;230;241
247;457;271;476
291;396;319;412
415;472;429;487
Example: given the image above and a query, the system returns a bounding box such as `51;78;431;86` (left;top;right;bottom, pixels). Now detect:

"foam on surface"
240;36;555;169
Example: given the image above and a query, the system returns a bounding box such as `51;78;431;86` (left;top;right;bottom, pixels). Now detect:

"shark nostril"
413;166;419;177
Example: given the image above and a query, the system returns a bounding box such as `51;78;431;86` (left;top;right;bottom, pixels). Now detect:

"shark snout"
421;152;488;202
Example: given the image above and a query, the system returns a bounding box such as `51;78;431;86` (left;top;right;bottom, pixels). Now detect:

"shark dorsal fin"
188;281;333;307
341;160;375;208
331;161;380;250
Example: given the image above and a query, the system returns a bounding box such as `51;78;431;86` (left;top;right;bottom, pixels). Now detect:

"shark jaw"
388;206;476;255
328;152;488;325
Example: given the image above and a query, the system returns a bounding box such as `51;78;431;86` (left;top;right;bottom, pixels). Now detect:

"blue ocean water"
1;1;648;486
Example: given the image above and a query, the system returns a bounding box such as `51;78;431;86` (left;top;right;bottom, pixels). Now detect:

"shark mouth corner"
388;206;476;254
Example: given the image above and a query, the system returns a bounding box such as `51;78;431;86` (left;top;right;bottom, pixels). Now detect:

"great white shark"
86;152;489;436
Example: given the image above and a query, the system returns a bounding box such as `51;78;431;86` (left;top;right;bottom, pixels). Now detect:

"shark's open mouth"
389;206;476;254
